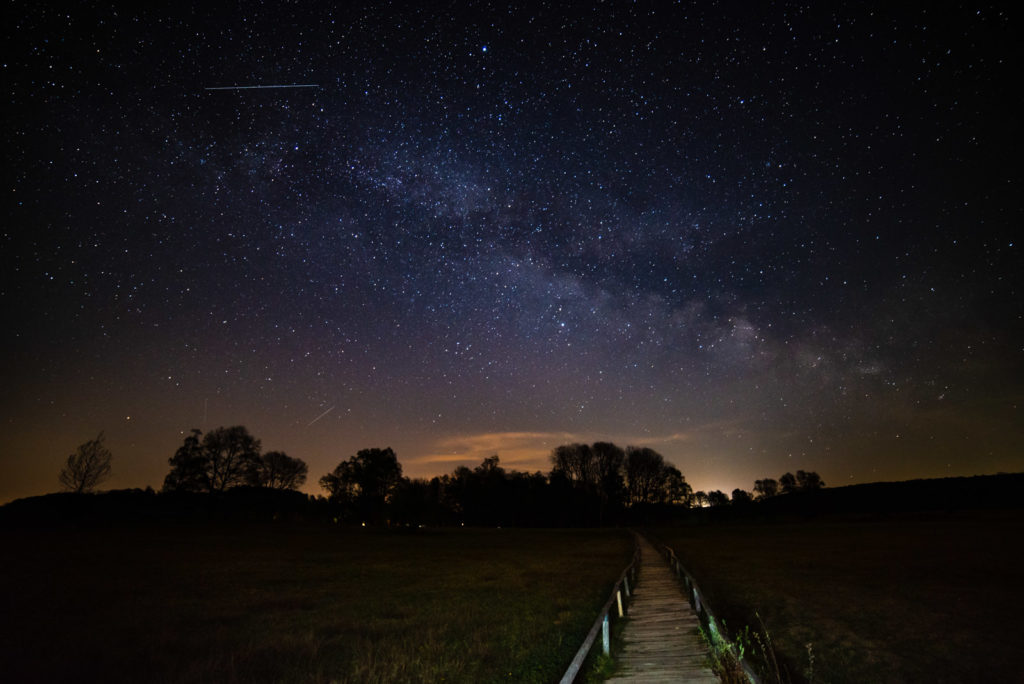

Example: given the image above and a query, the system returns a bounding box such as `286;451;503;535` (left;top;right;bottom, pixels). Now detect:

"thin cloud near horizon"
406;429;699;475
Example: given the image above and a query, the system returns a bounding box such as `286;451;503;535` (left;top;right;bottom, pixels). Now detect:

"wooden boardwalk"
605;535;719;683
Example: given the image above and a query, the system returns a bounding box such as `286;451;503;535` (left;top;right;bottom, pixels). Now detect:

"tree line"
57;426;824;526
691;470;826;509
162;427;308;493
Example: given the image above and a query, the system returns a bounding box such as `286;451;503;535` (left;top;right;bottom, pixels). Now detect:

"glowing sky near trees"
3;3;1020;503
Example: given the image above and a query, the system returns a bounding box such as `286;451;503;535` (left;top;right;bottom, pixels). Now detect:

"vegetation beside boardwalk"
0;524;633;683
651;510;1024;684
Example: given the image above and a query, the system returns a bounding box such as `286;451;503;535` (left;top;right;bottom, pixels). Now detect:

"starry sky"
3;2;1021;504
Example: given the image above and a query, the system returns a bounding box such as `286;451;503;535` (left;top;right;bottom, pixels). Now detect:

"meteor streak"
307;406;335;426
205;84;320;90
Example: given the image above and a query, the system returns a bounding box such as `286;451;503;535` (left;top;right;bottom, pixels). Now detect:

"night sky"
3;2;1020;504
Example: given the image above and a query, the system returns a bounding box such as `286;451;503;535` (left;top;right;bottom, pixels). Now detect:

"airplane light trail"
205;84;320;90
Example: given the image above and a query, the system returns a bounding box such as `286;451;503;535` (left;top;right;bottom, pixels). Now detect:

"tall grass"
651;510;1024;683
0;524;632;683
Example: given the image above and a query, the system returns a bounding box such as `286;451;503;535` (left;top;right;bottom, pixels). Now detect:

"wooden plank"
604;534;719;683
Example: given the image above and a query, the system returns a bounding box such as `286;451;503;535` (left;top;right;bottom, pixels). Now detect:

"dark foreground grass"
0;524;632;683
651;510;1024;683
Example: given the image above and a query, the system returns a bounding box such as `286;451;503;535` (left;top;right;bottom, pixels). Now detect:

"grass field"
0;524;633;683
650;510;1024;683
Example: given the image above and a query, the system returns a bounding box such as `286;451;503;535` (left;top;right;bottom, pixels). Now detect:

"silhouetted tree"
476;454;505;482
591;442;625;493
624;446;671;505
551;442;629;523
320;447;403;523
591;442;627;520
319;465;350;504
59;432;112;493
796;469;825;490
248;451;308;490
779;471;798;494
416;458;565;527
163;426;261;494
475;455;511;523
664;466;694;506
443;456;511;526
754;478;780;499
551;443;595;485
203;426;261;493
731;488;753;505
163;429;206;492
706;490;730;507
505;470;553;526
693;491;709;507
391;477;448;526
437;468;470;519
549;444;599;524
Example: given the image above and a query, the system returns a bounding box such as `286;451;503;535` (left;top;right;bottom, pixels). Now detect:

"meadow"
651;509;1024;683
0;524;633;683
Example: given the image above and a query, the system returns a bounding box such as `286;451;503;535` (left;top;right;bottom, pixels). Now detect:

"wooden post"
602;614;610;655
617;589;624;617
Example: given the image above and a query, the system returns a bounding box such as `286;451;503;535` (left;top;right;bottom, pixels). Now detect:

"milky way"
3;3;1020;501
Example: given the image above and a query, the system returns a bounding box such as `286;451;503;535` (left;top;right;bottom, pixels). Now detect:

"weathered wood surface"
605;535;719;683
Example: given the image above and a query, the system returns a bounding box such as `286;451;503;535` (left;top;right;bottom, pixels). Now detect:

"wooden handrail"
648;536;762;684
559;532;641;684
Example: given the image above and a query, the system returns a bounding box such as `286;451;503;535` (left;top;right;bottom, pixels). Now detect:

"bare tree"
59;433;113;493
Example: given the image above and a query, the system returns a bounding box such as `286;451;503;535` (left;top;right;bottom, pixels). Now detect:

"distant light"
481;45;488;53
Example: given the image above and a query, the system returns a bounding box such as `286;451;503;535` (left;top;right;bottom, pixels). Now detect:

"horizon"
2;424;1017;506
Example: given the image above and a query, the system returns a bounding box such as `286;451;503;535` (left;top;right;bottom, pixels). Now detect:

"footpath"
604;535;719;683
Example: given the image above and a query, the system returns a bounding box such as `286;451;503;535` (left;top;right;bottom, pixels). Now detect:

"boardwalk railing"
649;536;762;684
559;533;641;684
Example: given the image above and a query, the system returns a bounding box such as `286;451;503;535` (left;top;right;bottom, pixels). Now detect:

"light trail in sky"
204;84;320;90
307;406;335;427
